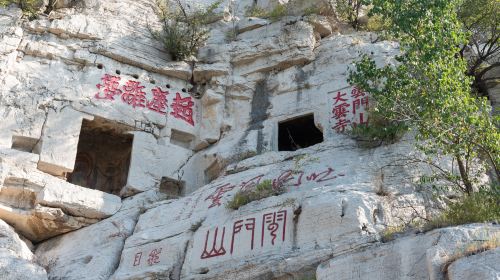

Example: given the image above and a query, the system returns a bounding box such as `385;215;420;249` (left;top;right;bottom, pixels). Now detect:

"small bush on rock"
151;0;221;61
245;3;288;22
0;0;44;18
226;180;286;210
423;189;500;231
347;110;408;148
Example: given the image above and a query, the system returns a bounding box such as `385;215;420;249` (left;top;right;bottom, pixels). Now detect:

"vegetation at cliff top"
349;0;499;196
151;0;221;61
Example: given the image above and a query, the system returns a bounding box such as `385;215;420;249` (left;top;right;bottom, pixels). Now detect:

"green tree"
458;0;499;96
348;0;500;195
151;0;221;61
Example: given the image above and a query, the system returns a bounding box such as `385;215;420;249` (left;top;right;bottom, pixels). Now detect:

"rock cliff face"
0;1;498;279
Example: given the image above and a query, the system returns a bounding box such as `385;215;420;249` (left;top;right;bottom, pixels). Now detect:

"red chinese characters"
201;227;227;259
200;210;289;259
94;74;196;125
170;92;195;126
147;248;162;265
205;183;236;209
351;87;369;126
262;211;287;246
231;218;256;254
205;167;343;209
132;248;162;267
147;87;169;115
95;74;122;100
331;87;370;132
122;81;146;108
332;91;351;132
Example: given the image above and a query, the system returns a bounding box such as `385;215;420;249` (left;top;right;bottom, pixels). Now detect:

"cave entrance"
67;118;133;195
278;114;323;151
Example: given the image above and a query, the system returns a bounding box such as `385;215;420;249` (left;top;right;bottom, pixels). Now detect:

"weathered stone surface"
316;224;500;280
0;149;121;241
447;247;500;280
0;0;497;279
0;219;48;280
35;210;139;280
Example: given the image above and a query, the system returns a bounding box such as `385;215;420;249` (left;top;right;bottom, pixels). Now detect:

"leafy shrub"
245;4;288;22
151;0;221;61
226;180;287;210
245;5;267;18
0;0;44;18
348;110;408;148
423;189;500;232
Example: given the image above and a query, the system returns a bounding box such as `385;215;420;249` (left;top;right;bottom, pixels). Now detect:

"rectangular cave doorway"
278;114;324;151
67;117;133;196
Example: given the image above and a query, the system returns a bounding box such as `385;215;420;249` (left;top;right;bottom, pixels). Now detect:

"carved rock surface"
0;0;497;279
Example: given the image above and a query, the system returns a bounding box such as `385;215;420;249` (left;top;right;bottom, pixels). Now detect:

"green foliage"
0;0;43;19
226;180;286;210
424;189;500;231
348;0;500;195
151;0;221;61
348;110;408;147
334;0;369;29
380;224;407;242
244;5;267;18
457;0;499;96
245;4;288;22
268;4;288;22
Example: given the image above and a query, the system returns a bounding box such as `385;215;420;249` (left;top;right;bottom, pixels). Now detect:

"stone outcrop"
0;0;497;279
0;219;47;280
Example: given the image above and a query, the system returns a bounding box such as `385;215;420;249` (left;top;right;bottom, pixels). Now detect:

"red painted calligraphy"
93;74;197;123
95;74;122;100
306;167;338;183
333;91;348;104
205;183;236;209
133;252;142;266
261;210;287;246
170;92;195;126
332;91;351;133
121;80;146;108
230;218;256;254
351;87;369;126
147;87;169;115
147;248;162;265
240;174;265;191
273;170;303;188
201;227;227;259
333;118;351;132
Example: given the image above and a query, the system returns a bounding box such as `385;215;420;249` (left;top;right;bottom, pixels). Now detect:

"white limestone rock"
0;219;48;280
35;210;139;280
447;247;500;280
316;224;500;280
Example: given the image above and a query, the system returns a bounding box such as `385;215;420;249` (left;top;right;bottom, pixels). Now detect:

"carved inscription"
332;86;369;132
204;167;344;209
95;74;195;126
198;209;290;260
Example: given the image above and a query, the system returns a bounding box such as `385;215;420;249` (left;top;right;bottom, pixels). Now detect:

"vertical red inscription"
205;183;236;209
95;74;122;100
147;87;169;115
332;91;351;132
230;218;256;254
201;227;227;259
121;80;147;108
170;92;195;126
147;248;162;265
261;210;287;246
